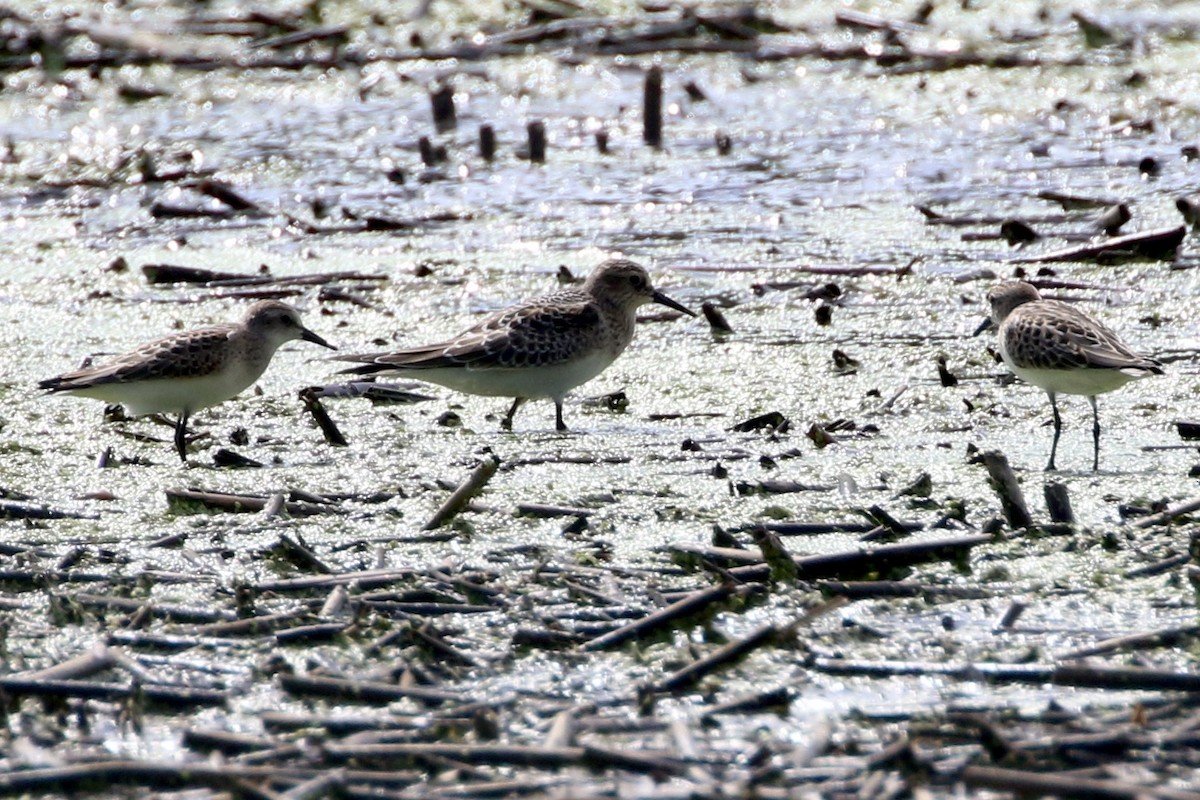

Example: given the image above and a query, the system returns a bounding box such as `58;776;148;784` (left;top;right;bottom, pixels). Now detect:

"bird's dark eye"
630;275;646;289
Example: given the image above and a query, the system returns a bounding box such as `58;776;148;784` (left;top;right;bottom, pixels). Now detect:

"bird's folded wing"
343;300;602;372
43;327;236;389
1063;320;1157;371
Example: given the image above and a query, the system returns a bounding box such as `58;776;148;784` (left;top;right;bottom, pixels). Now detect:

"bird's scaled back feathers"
987;281;1162;376
39;300;333;415
337;258;692;377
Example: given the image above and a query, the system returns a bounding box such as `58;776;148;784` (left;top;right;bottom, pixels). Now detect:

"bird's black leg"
555;399;568;433
502;398;525;431
174;410;190;463
1046;393;1061;472
1089;395;1101;472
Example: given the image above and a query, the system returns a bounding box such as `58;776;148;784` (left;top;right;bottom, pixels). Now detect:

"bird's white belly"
67;368;261;416
405;352;617;400
1006;363;1142;397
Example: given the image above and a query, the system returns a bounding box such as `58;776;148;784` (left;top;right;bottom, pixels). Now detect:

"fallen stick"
182;728;278;755
105;630;217;651
651;599;843;694
979;451;1032;529
1011;225;1186;264
424;455;500;530
0;568;197;588
403;623;482;667
361;601;497;617
721;534;991;582
701;686;791;719
811;658;1200;692
12;643;116;681
278;769;345;800
187;608;313;636
0;677;227;707
581;583;741;651
299;388;348;446
816;581;991;599
260;710;472;734
1057;625;1200;660
962;765;1200;800
149;202;233;220
141;263;253;284
323;742;585;769
0;499;97;520
751;519;922;536
304;381;435;404
251;567;419;593
71;593;235;624
0;762;277;799
516;502;594;518
203;270;389;288
1037;189;1121;209
191;179;260;212
165;488;341;517
274;533;333;574
275;622;349;644
734;479;831;496
1132;496;1200;528
701;301;733;334
278;673;463;706
582;743;686;777
1123;553;1189;579
652;624;779;693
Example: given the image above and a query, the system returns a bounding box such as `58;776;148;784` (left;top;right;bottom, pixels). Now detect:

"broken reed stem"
526;121;546;163
430;84;456;132
1043;481;1074;524
748;526;796;582
1132;495;1200;529
424;455;501;530
643;65;662;148
650;599;847;695
418;136;437;166
581;583;737;652
980;451;1032;530
299;389;348;446
479;124;496;162
1011;224;1184;264
963;765;1200;800
994;599;1027;630
643;65;663;148
701;302;733;334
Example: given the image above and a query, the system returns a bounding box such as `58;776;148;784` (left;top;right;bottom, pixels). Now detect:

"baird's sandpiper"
976;281;1162;471
336;258;696;431
41;300;335;461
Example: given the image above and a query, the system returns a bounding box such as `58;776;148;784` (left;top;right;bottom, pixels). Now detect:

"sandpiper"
40;300;335;461
336;258;696;431
976;281;1162;471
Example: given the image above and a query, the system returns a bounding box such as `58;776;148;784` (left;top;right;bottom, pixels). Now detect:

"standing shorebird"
976;281;1162;471
336;258;696;431
40;300;335;461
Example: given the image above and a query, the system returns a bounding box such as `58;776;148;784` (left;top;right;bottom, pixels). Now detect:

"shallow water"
2;0;1200;789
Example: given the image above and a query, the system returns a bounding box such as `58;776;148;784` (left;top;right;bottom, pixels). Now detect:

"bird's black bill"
301;328;337;349
972;317;994;337
652;290;698;317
